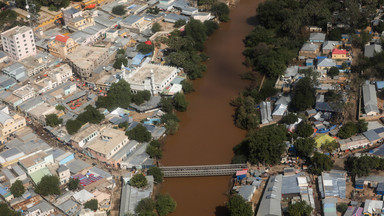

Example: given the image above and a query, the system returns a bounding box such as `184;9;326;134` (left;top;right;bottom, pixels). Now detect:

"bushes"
151;22;162;33
45;114;62;127
112;5;126;15
130;173;148;188
126;124;151;143
174;19;186;28
172;93;189;112
137;43;154;54
84;199;98;211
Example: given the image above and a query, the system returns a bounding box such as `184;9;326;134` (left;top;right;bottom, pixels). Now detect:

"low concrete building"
71;124;102;149
2;164;27;184
0;110;26;143
362;82;379;116
256;175;282;216
86;128;129;163
57;165;70;185
18;151;54;174
299;43;320;58
25;200;55;216
365;44;382;58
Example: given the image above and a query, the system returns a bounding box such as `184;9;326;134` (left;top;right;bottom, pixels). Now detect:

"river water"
159;0;262;215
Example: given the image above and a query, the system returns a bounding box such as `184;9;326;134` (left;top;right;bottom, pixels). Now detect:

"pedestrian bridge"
160;164;248;177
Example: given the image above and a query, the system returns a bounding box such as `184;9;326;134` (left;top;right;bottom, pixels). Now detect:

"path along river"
159;0;263;215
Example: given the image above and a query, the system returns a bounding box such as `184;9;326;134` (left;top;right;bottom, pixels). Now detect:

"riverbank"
159;0;263;215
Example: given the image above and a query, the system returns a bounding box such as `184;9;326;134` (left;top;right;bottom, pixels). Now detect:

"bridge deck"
160;164;247;177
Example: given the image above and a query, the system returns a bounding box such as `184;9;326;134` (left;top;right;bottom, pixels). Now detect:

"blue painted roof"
377;81;384;89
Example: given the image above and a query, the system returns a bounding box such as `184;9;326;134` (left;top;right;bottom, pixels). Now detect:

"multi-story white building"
1;26;36;61
13;84;35;102
123;63;180;95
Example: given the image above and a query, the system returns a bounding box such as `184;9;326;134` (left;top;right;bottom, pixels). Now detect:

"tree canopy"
212;2;230;22
112;5;126;15
345;156;384;177
295;121;313;137
156;194;177;216
227;194;253;216
126;124;151;143
35;175;61;196
67;178;79;191
337;122;358;139
287;200;313;216
135;198;156;215
279;113;299;124
152;22;162;33
232;95;259;130
132;90;151;105
97;80;132;111
137;43;154;54
10;180;25;198
45;114;62;127
181;80;195;94
291;77;316;112
310;152;333;175
0;203;20;216
328;67;340;78
55;105;65;111
147;167;164;184
84;199;98;211
65;120;82;135
76;105;105;125
130;173;148;188
294;137;315;158
174;19;186;28
237;125;287;165
146;140;162;160
172;93;189;112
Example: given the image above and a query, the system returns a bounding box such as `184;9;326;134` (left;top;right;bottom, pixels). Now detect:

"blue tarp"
132;52;153;65
317;56;327;59
377;81;384;89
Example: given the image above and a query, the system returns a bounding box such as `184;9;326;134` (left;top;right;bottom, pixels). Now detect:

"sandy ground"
130;111;156;122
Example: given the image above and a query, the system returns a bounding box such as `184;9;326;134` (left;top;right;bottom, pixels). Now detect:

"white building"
48;64;73;86
13;84;35;102
57;165;70;185
1;26;36;61
123;63;180;95
19;151;54;174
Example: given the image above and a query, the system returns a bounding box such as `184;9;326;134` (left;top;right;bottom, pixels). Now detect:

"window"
22;34;25;38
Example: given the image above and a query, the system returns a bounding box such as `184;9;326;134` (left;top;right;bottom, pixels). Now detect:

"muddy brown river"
160;0;263;215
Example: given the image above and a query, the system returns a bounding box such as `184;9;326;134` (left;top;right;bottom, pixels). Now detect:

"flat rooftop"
66;46;108;70
86;128;127;156
1;26;32;38
127;63;178;85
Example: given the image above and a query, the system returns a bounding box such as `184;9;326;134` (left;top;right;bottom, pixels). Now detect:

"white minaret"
150;69;155;95
121;63;126;80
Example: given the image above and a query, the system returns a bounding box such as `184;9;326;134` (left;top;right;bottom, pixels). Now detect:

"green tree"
147;167;164;183
328;67;339;78
357;119;368;133
212;2;230;22
146;145;162;159
35;175;61;196
160;97;174;113
130;173;148;188
132;90;151;105
84;199;98;211
126;124;151;143
174;19;186;28
160;113;180;124
328;28;342;41
311;152;333;175
147;6;160;14
279;113;298;124
337;122;358;139
151;22;162;33
112;5;126;15
113;57;128;69
135;198;156;215
10;180;25;198
294;137;315;158
156;194;177;216
96;80;132;111
119;121;129;130
337;203;348;214
204;20;219;36
0;203;20;216
164;119;179;135
137;43;154;54
321;140;339;154
231;154;247;164
295;121;313;138
181;80;195;94
65;119;82;135
233;96;258;130
55;105;65;111
76;105;104;124
227;194;252;216
67;178;79;191
245;125;287;165
45;114;63;127
287;200;313;216
172;93;189;112
184;19;207;51
291;77;316;112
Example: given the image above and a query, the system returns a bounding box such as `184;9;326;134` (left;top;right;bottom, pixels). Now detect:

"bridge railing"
160;164;248;177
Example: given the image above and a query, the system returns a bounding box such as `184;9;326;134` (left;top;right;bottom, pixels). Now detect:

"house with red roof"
331;48;348;60
48;34;79;59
